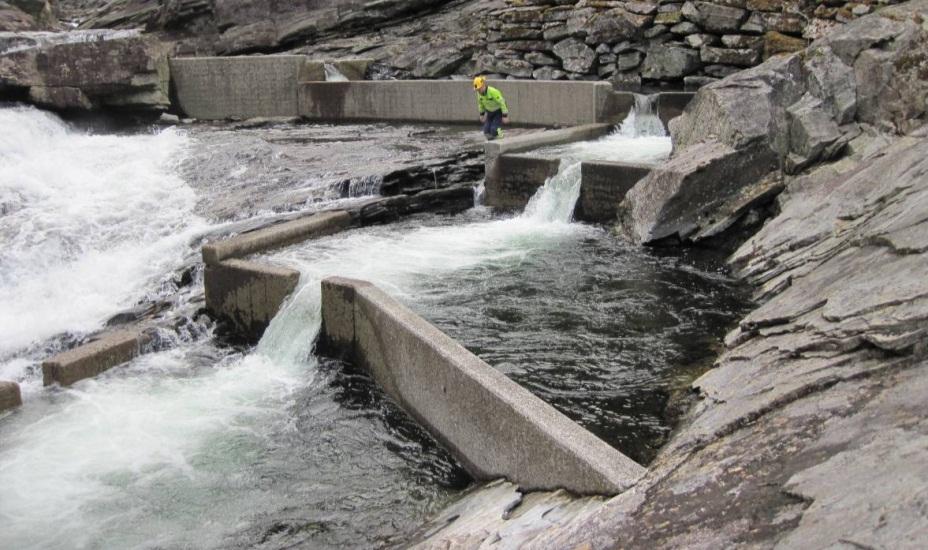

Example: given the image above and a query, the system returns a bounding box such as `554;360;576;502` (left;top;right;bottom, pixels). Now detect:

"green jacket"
476;86;509;115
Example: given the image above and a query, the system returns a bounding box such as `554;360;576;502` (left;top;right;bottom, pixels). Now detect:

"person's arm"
491;89;510;121
476;94;485;121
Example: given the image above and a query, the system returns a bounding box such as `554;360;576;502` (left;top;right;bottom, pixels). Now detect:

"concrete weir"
42;329;152;387
320;276;646;495
0;381;22;412
298;80;630;126
203;211;352;340
170;56;372;120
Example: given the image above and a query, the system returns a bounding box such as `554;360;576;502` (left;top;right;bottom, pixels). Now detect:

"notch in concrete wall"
204;259;301;343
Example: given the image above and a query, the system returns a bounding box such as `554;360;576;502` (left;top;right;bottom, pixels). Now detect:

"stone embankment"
478;0;907;90
1;0;912;116
418;2;928;547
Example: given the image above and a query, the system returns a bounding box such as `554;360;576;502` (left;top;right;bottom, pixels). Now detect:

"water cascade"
323;62;349;82
0;106;217;391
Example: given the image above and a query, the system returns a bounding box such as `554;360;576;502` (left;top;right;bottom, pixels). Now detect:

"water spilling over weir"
0;102;749;548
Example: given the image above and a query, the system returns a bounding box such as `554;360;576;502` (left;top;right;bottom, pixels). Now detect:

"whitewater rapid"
0;106;215;388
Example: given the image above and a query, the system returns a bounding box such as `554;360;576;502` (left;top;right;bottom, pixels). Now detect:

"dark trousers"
482;109;503;139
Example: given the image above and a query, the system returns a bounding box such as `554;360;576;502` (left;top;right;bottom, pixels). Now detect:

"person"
473;76;509;140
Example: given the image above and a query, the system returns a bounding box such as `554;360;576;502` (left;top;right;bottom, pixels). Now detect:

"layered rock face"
0;30;170;111
418;3;928;548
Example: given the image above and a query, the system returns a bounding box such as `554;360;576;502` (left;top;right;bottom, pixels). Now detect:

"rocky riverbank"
415;2;928;547
0;1;915;115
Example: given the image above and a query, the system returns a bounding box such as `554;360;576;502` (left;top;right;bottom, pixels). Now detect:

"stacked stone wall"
478;0;907;89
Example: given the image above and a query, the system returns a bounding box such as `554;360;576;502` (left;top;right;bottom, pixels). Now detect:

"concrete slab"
484;123;613;208
202;211;352;266
577;161;652;223
42;330;150;387
0;381;22;412
298;81;631;127
204;259;300;342
487;154;561;209
171;55;309;119
320;276;645;495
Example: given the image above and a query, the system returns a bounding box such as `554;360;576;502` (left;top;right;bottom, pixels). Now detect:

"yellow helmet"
473;76;487;90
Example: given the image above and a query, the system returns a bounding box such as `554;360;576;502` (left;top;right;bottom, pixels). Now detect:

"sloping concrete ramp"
320;276;645;495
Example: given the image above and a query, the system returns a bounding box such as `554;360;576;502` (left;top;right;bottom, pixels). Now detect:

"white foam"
0;346;306;549
0;106;214;373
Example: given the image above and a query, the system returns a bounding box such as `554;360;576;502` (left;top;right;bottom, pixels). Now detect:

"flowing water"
535;93;673;165
323;62;350;82
0;102;749;548
0;106;217;392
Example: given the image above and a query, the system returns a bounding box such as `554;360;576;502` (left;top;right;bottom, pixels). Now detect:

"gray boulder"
618;139;778;243
474;53;533;78
700;45;760;67
640;45;700;79
0;2;35;31
681;1;747;33
552;37;595;74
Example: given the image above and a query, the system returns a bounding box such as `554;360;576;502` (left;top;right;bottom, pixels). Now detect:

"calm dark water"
404;219;751;464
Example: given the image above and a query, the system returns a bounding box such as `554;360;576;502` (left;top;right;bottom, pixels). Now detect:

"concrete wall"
202;211;352;265
170;56;371;119
484;123;613;208
320;276;645;495
204;259;300;341
485;151;652;222
299;81;633;126
0;381;22;412
171;56;308;119
42;330;151;387
489;154;562;209
577;161;653;223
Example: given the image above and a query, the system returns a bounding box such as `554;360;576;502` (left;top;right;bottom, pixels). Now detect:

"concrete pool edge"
319;276;646;495
41;329;153;387
0;381;22;412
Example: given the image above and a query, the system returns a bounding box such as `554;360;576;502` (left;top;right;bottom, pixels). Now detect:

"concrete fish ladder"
319;276;645;495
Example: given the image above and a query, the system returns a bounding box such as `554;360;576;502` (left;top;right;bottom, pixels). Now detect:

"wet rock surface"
176;120;487;221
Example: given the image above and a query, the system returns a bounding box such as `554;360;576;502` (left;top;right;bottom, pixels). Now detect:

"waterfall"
618;94;667;138
323;62;349;82
521;160;583;223
473;180;486;207
515;93;669;224
347;174;383;197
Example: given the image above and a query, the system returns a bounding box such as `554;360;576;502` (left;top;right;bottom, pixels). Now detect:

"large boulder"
552;37;596;73
0;30;171;111
681;1;747;33
618;139;778;243
640;45;700;79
